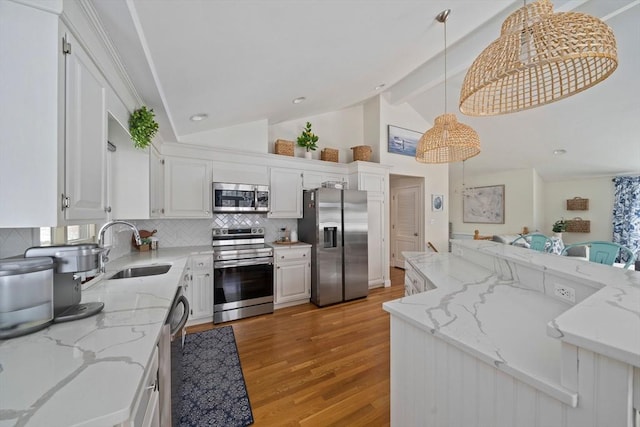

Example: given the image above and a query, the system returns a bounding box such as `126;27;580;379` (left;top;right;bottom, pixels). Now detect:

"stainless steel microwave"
212;183;269;213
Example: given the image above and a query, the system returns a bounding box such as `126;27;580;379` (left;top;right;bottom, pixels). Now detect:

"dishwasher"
159;286;189;427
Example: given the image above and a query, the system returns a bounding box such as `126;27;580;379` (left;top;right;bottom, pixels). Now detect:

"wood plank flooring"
187;267;405;426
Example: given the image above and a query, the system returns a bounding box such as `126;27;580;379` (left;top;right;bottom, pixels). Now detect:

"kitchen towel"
178;326;254;426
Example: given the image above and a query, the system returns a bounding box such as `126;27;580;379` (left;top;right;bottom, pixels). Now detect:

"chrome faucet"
97;220;142;273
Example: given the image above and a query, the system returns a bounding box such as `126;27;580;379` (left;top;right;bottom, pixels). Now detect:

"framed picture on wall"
431;194;444;212
463;185;505;224
387;125;421;157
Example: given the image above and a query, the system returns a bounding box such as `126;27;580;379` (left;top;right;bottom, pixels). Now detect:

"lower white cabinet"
185;254;214;325
127;346;159;427
274;246;311;306
404;261;434;296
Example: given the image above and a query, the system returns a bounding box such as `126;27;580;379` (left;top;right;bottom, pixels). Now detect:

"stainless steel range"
212;227;274;323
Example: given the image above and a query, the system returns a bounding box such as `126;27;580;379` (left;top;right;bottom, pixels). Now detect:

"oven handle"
214;257;273;269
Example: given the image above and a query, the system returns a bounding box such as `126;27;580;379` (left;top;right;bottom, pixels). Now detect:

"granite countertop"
387;245;640;406
267;241;312;248
0;246;212;427
385;252;578;406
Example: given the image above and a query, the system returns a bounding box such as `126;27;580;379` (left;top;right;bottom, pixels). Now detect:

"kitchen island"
383;239;640;427
0;246;212;427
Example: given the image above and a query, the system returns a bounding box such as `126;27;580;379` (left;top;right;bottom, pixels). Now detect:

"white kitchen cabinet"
274;246;311;306
164;156;212;218
268;168;303;218
149;146;165;218
127;346;159;427
185;254;214;325
61;29;108;221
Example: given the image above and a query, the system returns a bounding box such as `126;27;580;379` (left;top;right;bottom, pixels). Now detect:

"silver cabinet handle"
146;380;157;391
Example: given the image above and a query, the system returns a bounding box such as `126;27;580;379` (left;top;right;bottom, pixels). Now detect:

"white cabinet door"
149;146;165;218
274;247;311;305
63;31;107;221
109;114;150;220
268;168;303;218
368;193;386;287
164;156;212;218
187;255;214;324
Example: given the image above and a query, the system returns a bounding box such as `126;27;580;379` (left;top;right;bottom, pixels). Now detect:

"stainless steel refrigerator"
297;188;368;307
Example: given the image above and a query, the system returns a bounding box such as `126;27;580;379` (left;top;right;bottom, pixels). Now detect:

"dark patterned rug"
178;326;254;426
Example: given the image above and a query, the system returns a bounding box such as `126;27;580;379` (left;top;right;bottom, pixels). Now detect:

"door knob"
413;233;418;236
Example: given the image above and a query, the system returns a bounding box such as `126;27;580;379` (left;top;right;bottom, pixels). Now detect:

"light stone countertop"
386;244;640;406
266;241;312;249
0;246;213;427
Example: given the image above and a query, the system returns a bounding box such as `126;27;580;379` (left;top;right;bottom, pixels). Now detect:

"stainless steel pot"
0;257;55;339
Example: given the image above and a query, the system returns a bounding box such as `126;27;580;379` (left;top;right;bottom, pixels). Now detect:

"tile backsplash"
0;215;297;262
0;228;39;258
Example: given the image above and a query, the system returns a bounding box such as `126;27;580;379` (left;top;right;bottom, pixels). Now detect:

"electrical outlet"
554;283;576;303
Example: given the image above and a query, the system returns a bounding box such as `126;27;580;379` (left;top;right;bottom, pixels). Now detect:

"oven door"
213;257;274;320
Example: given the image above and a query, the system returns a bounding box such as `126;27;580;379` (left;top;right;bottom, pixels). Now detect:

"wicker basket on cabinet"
320;148;339;162
275;139;294;156
351;145;372;162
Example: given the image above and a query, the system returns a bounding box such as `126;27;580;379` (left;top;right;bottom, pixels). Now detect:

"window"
39;224;96;245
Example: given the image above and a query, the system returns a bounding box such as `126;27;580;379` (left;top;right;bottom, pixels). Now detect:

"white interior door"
392;186;420;268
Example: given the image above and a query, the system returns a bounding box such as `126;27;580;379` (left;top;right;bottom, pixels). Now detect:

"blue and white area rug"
178;326;254;426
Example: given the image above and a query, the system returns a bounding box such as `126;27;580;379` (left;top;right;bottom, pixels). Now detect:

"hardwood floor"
187;267;405;426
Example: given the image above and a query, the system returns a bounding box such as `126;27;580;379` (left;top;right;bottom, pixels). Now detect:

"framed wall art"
387;125;421;157
431;194;444;212
463;185;505;224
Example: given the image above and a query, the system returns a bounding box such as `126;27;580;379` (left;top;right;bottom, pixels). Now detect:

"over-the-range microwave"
212;182;269;213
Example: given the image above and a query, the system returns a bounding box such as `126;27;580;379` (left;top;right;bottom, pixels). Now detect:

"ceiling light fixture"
416;9;481;164
292;97;306;104
375;84;386;90
459;0;618;116
553;149;567;155
190;114;208;122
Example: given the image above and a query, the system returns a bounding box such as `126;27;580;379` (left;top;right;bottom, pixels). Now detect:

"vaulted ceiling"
91;0;639;181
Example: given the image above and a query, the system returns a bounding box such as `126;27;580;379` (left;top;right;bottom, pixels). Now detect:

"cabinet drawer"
190;255;213;271
275;248;310;263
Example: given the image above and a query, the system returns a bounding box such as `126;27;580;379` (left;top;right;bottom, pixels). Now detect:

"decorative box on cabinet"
273;245;311;307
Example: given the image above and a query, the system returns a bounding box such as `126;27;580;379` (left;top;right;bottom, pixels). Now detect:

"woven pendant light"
459;0;618;116
416;10;480;164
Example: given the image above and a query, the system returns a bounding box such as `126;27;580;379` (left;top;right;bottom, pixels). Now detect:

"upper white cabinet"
61;29;107;221
0;3;61;226
268;168;303;218
164;156;212;218
149;145;165;218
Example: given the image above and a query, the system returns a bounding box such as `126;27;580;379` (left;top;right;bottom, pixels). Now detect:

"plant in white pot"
297;121;319;159
552;219;566;238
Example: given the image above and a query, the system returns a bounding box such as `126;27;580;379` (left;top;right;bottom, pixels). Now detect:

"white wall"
179;119;269;153
376;95;449;254
543;177;614;244
449;168;536;237
268;106;364;162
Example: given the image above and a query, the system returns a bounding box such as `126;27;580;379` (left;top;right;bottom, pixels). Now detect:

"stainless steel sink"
108;264;171;279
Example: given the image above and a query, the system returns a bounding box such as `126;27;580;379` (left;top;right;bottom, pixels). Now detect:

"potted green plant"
129;106;159;149
297;121;319;159
552;219;567;237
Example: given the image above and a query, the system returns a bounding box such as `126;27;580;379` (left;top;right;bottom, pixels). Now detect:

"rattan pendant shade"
459;0;618;116
416;10;481;164
416;114;480;163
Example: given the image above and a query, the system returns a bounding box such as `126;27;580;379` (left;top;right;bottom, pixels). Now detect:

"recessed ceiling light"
292;97;306;104
553;149;567;155
190;114;208;122
375;84;386;90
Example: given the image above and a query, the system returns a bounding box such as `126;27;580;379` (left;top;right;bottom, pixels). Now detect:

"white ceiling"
91;0;640;181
